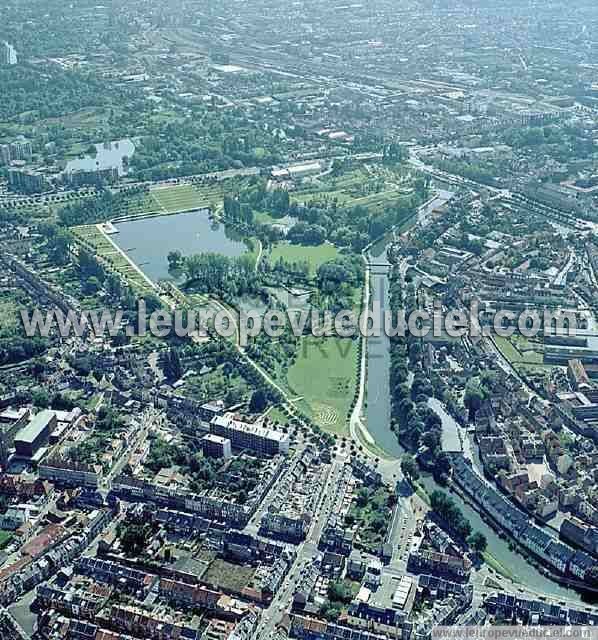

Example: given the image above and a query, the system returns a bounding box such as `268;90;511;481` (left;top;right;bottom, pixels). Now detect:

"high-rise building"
0;144;10;166
1;42;17;65
9;169;49;194
9;136;32;161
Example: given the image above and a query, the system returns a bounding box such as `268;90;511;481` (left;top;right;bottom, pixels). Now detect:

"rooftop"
15;410;56;444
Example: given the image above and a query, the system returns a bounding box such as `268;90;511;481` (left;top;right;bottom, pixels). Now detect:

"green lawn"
150;184;222;213
482;550;518;582
286;336;358;434
494;335;544;365
269;242;339;275
203;558;257;593
0;530;13;550
266;405;291;425
290;166;411;214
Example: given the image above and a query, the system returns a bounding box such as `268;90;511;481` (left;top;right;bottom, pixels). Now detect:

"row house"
485;592;598;626
347;601;408;639
158;577;220;610
407;549;471;582
288;613;387;640
560;516;598;556
451;456;594;579
75;557;155;596
478;435;510;470
103;604;201;640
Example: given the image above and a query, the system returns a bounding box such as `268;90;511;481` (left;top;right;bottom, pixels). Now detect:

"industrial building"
14;410;57;459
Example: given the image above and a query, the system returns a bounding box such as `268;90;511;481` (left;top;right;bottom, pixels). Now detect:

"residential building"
201;433;232;459
210;415;289;456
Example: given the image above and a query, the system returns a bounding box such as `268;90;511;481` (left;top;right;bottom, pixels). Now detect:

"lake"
111;210;248;282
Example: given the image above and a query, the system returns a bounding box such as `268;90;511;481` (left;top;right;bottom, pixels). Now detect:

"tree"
467;531;487;554
84;276;101;295
249;389;267;413
464;380;485;420
120;523;149;556
400;454;420;481
162;348;183;381
328;581;353;604
430;490;472;540
167;250;183;271
32;388;50;408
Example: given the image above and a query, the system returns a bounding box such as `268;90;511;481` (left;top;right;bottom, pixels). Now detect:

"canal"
363;206;585;601
418;475;583;601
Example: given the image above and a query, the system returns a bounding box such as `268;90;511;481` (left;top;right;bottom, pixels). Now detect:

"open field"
291;165;414;215
286;336;358;434
494;335;544;366
268;242;339;275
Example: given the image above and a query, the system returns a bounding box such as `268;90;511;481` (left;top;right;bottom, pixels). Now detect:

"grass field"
482;550;518;582
290;166;413;215
286;336;358;434
494;335;544;366
150;184;223;214
0;530;13;550
269;242;339;275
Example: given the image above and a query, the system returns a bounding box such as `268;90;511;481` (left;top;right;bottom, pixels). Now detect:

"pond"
65;138;136;177
111;210;248;283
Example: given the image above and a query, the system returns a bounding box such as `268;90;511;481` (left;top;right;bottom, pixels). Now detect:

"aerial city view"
1;0;598;638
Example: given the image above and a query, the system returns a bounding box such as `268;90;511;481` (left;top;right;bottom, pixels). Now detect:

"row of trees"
430;490;487;552
58;186;148;227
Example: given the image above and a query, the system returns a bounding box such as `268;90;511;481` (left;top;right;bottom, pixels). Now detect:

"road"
0;153;383;209
253;455;347;639
348;255;371;452
102;407;158;490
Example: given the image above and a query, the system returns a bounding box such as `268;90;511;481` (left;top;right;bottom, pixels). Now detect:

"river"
363;205;585;601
